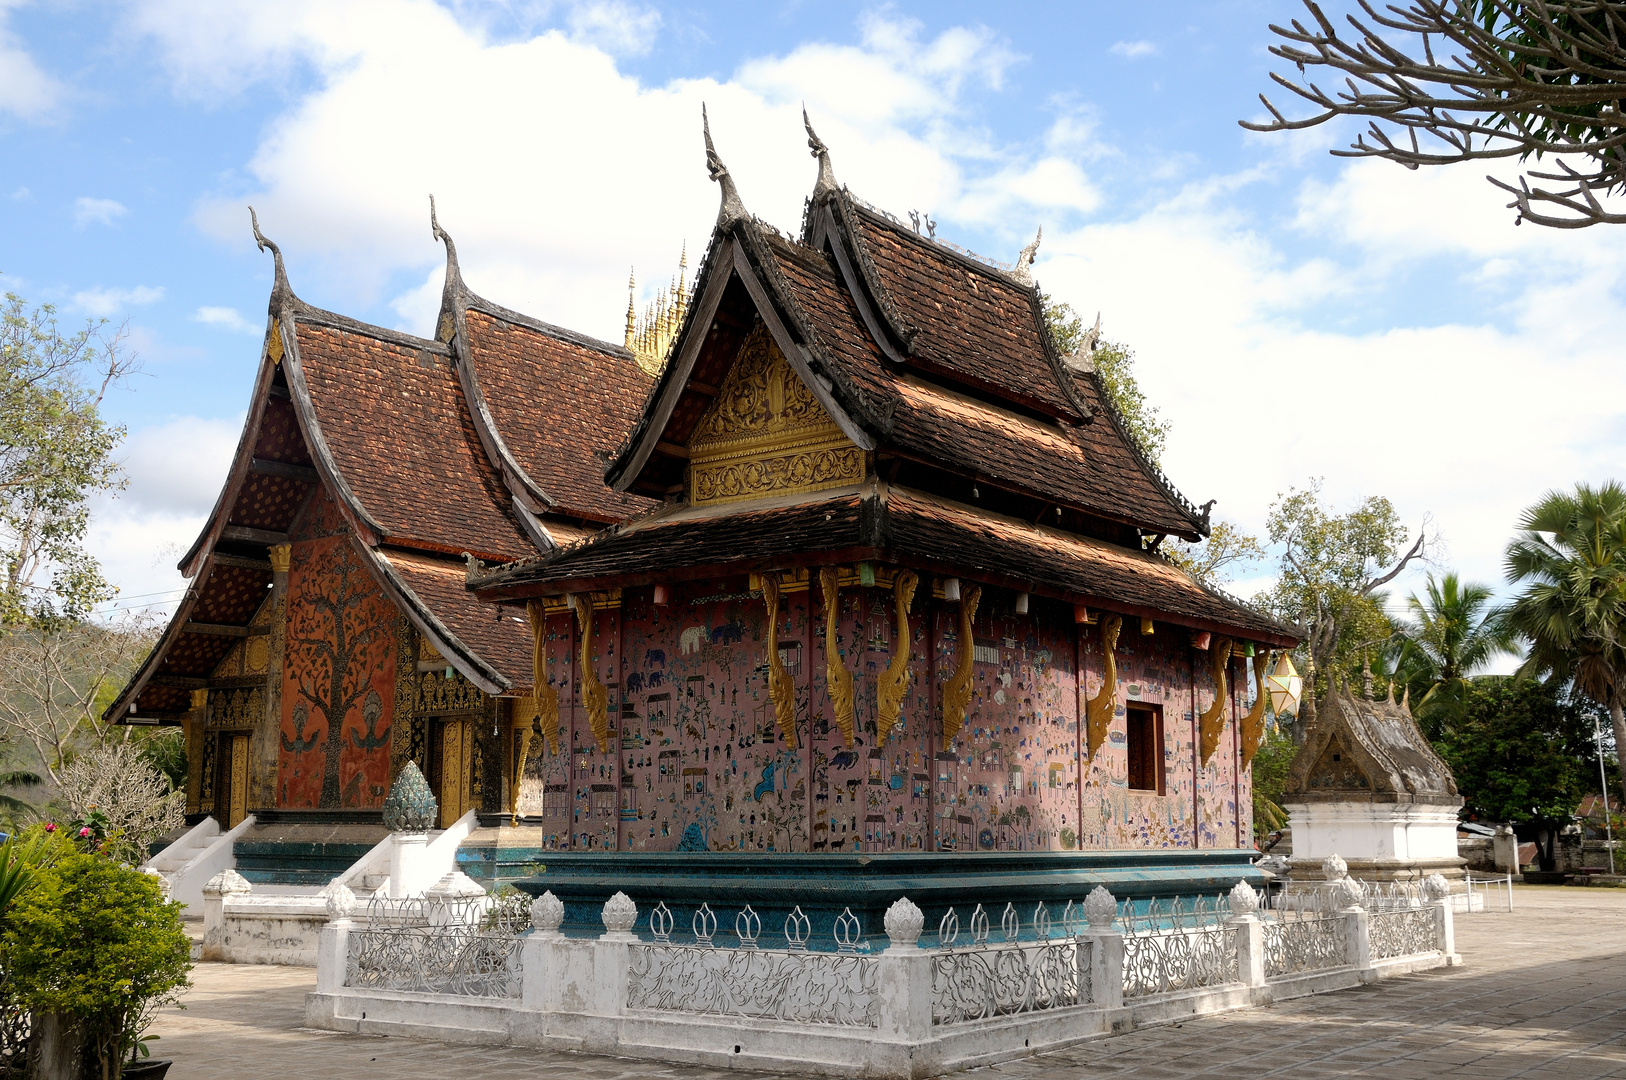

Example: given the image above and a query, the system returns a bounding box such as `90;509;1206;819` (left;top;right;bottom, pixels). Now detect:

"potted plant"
5;837;190;1080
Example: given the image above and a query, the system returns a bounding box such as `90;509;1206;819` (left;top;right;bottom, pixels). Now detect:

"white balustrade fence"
308;863;1465;1080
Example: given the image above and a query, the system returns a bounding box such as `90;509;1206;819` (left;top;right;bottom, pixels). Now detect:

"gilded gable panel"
687;324;863;505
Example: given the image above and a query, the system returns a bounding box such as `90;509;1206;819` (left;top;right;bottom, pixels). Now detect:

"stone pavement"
152;887;1626;1080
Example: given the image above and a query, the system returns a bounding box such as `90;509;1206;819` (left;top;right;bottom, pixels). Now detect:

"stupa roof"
1284;686;1461;805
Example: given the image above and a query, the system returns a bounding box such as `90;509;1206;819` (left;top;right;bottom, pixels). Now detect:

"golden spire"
623;268;636;351
626;245;690;376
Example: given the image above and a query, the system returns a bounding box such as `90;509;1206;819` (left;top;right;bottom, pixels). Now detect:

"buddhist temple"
464;112;1299;919
112;113;1297;909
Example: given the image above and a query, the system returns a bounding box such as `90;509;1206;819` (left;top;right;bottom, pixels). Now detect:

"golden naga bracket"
820;567;857;747
570;594;611;753
760;576;800;749
875;570;918;748
1085;613;1123;760
1198;636;1234;766
525;601;562;756
509;696;536;826
940;585;982;744
1240;648;1272;770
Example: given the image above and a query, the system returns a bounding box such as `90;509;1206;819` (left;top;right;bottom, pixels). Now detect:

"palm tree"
1504;482;1626;797
1391;573;1513;740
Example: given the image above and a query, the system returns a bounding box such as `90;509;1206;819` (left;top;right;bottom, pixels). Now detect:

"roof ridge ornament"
1012;226;1042;286
249;206;292;304
803;106;838;200
429;194;464;343
702;104;747;228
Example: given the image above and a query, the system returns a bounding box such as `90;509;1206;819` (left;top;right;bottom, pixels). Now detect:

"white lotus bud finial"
883;897;924;950
1228;881;1260;917
601;891;638;936
323;881;357;923
531;890;565;934
1083;885;1117;928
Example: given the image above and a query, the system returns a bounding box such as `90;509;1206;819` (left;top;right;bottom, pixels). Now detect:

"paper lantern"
1191;631;1212;651
1073;604;1092;624
942;577;961;602
653;584;670;606
1014;592;1029;614
1265;653;1303;717
1140;617;1155;636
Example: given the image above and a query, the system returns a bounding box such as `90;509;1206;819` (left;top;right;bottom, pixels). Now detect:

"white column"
1230;915;1266;988
387;832;429;897
878;898;932;1043
315;918;353;994
1081;929;1124;1010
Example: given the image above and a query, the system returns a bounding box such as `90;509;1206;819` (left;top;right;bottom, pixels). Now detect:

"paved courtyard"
154;887;1626;1079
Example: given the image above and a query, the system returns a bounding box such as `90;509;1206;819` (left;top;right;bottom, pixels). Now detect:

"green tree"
1392;573;1514;740
1041;296;1171;465
1436;677;1594;826
5;849;191;1079
1261;478;1426;735
1250;725;1296;840
0;293;135;623
1167;520;1266;587
1503;481;1626;796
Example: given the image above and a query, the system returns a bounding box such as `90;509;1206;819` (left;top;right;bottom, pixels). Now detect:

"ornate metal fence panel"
1367;908;1438;960
1262;913;1348;977
930;939;1090;1025
343;893;526;998
626;945;879;1027
1122;926;1239;998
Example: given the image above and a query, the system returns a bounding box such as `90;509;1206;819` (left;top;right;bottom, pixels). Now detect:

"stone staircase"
231;821;390;888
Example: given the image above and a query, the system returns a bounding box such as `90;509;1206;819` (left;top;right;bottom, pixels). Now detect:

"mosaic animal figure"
752;761;776;801
830;749;860;771
712;619;745;645
680;626;706;655
645;649;666;669
646;670;664;688
625;671;645;693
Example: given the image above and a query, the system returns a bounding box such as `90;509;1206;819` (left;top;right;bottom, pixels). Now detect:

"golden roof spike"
624;268;636;350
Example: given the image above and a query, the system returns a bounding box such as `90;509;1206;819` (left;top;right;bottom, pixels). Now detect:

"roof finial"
702;103;747;227
624;268;636;350
429;194;461;274
1012;226;1042;286
248;206;291;302
803;105;839;199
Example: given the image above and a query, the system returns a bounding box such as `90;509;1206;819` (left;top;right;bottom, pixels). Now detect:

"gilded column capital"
268;543;292;574
190;688;209;712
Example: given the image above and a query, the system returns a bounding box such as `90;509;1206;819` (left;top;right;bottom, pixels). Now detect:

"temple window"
1126;704;1165;794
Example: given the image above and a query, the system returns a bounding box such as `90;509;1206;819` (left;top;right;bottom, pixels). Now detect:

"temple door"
432;718;475;828
217;733;250;829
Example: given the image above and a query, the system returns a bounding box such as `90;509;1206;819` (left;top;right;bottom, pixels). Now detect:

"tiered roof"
477;113;1294;647
107;210;652;723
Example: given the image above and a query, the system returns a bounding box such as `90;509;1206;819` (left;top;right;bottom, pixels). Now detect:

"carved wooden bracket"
940;585;982;744
570;594;611;753
1198;636;1234;766
820;567;858;747
1240;649;1271;770
1085;614;1123;760
761;576;800;749
875;570;918;748
526;601;561;755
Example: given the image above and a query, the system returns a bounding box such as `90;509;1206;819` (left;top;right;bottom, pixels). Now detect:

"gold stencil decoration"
875;570;918;748
940;585;982;744
1198;636;1234;766
687;323;863;505
510;695;537;825
820;567;857;747
1240;649;1271;770
267;319;284;365
245;634;270;675
526;601;561;754
571;594;611;752
761;576;800;749
1085;614;1123;760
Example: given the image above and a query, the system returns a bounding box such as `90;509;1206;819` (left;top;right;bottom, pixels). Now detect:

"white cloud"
193;305;261;334
73;196;128;229
0;0;65;121
73;285;164;317
10;186;29;200
1109;40;1158;60
567;1;659;58
85;415;243;620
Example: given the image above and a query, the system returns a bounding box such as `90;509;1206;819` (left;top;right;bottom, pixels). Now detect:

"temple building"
466;113;1299;891
113;116;1297;904
107;207;653;879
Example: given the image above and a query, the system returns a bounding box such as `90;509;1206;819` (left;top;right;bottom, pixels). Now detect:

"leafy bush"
5;850;190;1079
1251;725;1296;843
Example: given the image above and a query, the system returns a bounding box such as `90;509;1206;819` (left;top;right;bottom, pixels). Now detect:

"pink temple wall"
512;577;1255;853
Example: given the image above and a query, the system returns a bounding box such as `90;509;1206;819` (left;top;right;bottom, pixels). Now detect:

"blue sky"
3;0;1623;652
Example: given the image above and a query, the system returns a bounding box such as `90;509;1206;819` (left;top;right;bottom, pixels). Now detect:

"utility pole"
1595;709;1617;876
